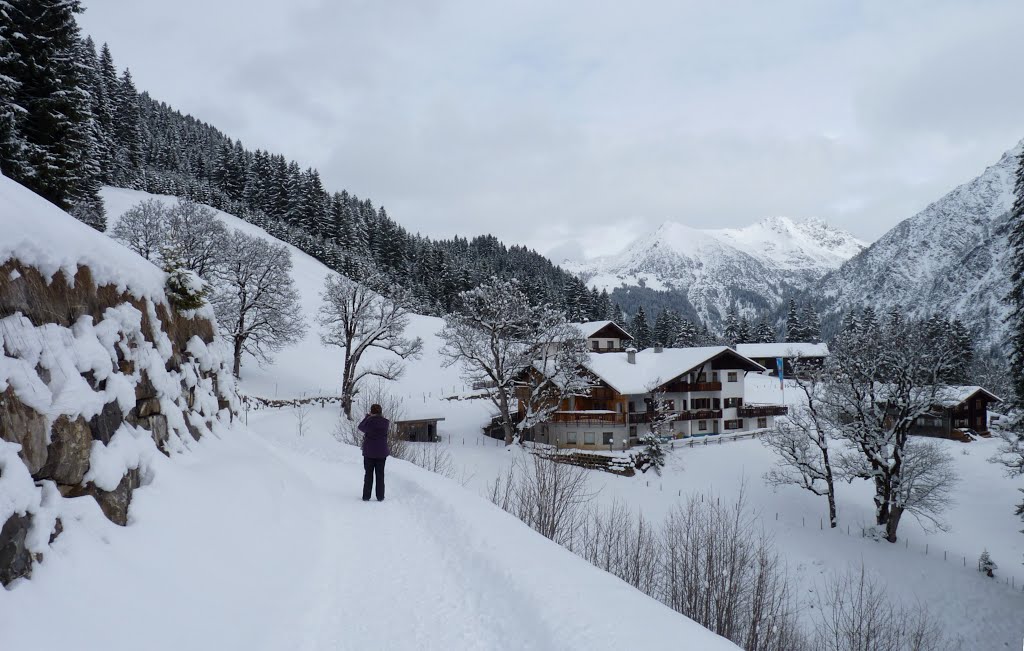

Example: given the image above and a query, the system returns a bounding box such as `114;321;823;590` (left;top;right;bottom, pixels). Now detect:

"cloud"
79;0;1024;260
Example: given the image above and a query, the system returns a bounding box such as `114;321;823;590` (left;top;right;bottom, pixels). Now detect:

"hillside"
813;137;1022;344
565;216;865;324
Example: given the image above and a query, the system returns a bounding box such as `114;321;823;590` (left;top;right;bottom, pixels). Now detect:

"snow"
0;414;739;650
584;346;764;395
4;185;1017;648
0;174;166;301
735;342;830;359
570;320;631;339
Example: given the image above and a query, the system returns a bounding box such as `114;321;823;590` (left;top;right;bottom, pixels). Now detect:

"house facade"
735;342;829;378
522;346;788;451
909;386;1000;440
571;321;633;353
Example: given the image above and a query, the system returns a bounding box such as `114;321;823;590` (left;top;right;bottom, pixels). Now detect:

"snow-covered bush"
164;265;208;311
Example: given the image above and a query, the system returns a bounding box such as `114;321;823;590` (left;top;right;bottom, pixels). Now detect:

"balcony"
663;381;723;392
737;404;789;418
628;409;722;423
550;411;625;425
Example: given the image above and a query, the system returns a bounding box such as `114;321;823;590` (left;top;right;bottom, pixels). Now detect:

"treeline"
0;0;609;318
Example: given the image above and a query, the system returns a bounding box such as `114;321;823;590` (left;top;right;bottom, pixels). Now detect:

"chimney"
654;345;663;354
626;347;637;364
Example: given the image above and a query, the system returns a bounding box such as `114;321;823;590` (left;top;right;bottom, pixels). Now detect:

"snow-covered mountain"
564;216;866;324
813;138;1022;346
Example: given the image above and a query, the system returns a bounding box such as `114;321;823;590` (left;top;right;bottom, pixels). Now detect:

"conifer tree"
801;304;822;343
785;299;802;342
724;306;742;346
630;307;652;350
753;320;776;344
674;318;698;348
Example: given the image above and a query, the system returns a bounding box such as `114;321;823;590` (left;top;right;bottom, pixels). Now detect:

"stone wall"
0;260;237;586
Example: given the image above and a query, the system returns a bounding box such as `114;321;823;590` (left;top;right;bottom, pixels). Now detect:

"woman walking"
358;404;389;501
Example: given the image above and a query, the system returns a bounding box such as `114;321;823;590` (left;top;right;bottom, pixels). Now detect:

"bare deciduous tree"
211;230;307;377
825;313;959;542
440;277;589;445
111;198;167;261
488;451;594;545
318;274;423;419
763;359;838;527
164;198;228;277
812;563;959;651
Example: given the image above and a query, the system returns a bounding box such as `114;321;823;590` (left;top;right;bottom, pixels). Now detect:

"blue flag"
776;357;784;389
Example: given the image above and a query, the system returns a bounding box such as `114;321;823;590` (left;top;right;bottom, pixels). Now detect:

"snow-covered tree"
751;319;776;344
763;359;838;527
633;385;672;475
111;199;167;261
825;313;960;542
163;199;228;278
800;304;821;343
723;306;742;346
439;278;585;444
978;549;997;577
514;321;591;438
318;273;423;419
211;230;307;378
785;299;803;342
629;306;652;350
674;318;699;348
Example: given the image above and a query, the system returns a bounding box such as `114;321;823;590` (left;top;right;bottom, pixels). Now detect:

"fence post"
802;516;805;527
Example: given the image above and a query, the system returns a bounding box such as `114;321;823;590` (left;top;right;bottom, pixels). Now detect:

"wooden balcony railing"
550;411;625;425
628;409;723;423
737;404;789;418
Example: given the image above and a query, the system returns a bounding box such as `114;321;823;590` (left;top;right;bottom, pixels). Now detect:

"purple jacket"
358;414;390;459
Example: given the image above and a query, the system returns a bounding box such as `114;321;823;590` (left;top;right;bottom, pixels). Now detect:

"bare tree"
111;198;167;261
487;452;594;545
211;230;307;377
658;486;805;651
812;563;959;651
825;312;959;542
990;419;1024;541
440;277;589;445
763;359;838;527
163;199;228;278
576;500;659;594
318;274;423;419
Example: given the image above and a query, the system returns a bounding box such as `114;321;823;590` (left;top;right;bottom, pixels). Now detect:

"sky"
79;0;1024;262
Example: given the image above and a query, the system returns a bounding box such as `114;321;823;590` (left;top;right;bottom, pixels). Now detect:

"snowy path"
0;414;736;651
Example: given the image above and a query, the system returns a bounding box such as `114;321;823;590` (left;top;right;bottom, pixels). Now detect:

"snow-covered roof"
735;342;830;359
571;320;632;340
0;174;166;301
936;386;1001;407
584;346;765;395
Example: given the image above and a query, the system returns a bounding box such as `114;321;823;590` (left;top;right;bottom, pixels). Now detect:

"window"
680;399;687;411
629;425;638;439
698;420;708;431
712;372;719;382
757;417;767;429
584;431;596;444
605;340;614;350
567;431;578;444
629;401;636;413
692;398;711;410
727;372;738;382
724;397;743;409
698;373;708;383
664;399;675;411
712;398;721;410
724;419;743;430
591;340;600;351
603;432;613;445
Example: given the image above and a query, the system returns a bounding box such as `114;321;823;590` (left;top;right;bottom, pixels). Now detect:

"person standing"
358;404;389;501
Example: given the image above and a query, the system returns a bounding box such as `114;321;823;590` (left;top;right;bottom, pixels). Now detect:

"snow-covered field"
5;187;1020;650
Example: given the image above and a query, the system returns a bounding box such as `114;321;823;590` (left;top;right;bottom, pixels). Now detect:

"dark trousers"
362;457;386;501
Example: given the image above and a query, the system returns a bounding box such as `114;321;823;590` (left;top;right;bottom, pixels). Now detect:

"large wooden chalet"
571;321;633;353
519;345;788;450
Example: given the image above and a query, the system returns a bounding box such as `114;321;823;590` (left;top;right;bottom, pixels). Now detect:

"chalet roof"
937;386;1001;407
735;342;830;359
571;320;633;341
583;346;765;395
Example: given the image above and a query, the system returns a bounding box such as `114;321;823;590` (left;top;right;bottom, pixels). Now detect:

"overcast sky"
80;0;1024;261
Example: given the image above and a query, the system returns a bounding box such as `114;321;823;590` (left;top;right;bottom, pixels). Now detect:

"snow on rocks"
0;175;237;585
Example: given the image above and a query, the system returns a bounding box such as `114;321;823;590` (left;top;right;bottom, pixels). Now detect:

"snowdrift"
0;174;237;585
